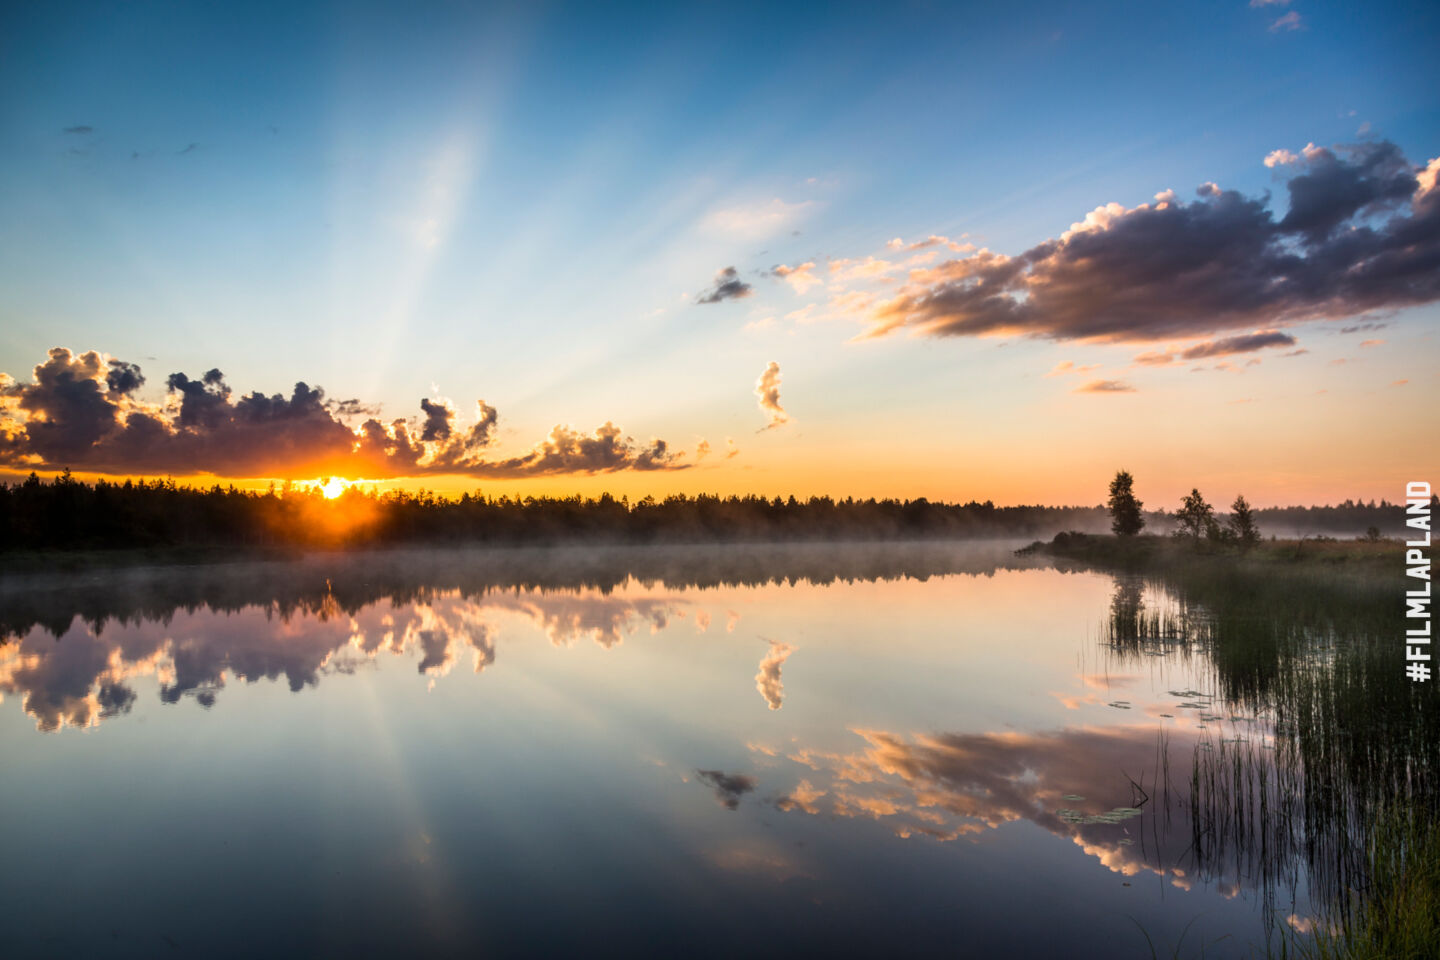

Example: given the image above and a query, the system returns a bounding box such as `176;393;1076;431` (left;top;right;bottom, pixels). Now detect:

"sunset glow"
3;5;1438;956
318;477;350;500
0;2;1436;508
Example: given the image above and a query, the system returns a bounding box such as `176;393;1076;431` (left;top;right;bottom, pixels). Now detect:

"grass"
1025;531;1402;586
1272;813;1440;960
1032;531;1435;959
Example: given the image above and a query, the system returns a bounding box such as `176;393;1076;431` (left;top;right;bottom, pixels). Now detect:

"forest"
0;470;1416;552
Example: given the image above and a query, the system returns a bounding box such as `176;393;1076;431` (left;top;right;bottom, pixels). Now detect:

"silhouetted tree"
1107;470;1145;536
1228;494;1260;545
1175;488;1214;539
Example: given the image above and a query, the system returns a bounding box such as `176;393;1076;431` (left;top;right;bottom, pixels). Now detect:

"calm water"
0;543;1386;958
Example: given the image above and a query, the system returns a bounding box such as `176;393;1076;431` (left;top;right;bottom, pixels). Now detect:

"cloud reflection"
0;588;686;731
755;639;795;710
758;724;1242;893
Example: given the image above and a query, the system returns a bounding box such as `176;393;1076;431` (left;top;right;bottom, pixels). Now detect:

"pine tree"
1108;470;1145;536
1228;493;1260;545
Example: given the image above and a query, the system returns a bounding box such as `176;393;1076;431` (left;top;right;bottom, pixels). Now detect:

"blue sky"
2;0;1437;503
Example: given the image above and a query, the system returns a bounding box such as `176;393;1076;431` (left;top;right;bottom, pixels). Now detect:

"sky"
1;0;1438;507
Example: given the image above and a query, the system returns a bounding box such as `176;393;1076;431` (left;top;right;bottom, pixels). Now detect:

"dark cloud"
1337;321;1388;334
1180;330;1297;359
1;348;689;479
860;140;1440;344
176;142;199;155
326;397;383;418
696;266;754;304
426;400;500;470
62;125;93;135
458;421;685;477
97;681;137;717
419;398;454;442
1135;330;1298;366
416;629;452;674
105;360;145;396
1278;140;1414;243
696;769;758;810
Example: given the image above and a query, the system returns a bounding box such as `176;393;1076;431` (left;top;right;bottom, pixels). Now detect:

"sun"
318;477;350;499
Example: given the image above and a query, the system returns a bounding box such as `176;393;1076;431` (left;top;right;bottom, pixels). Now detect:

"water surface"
0;543;1396;957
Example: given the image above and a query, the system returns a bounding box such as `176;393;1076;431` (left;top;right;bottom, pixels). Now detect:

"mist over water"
0;543;1424;958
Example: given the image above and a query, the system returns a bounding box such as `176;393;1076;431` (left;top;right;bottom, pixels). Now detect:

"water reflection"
1;541;1431;957
755;639;795;710
0;543;1034;731
0;590;701;731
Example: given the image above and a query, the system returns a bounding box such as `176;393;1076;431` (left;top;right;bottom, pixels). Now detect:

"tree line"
0;471;1105;551
1107;470;1261;542
1105;469;1433;545
0;470;1418;552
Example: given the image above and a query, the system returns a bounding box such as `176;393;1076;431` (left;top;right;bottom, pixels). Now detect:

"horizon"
0;466;1422;514
3;1;1438;508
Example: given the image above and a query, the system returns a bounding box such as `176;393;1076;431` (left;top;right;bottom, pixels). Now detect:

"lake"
0;542;1424;958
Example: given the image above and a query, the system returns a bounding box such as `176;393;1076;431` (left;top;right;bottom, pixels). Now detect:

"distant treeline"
0;471;1415;552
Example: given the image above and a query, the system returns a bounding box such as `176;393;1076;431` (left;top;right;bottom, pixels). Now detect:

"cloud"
702;197;811;238
419;398;454;442
755;639;795;710
696;266;753;304
1044;361;1100;377
1074;379;1137;394
888;235;974;253
484;592;685;649
1359;338;1384;347
437;422;683;478
62;125;93;135
0;347;688;479
1178;330;1297;360
775;779;826;815
326;397;383;419
754;361;790;430
1269;11;1302;31
769;262;820;294
696;769;757;810
854;140;1440;345
829;256;895;283
764;725;1211;885
1250;0;1291;6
